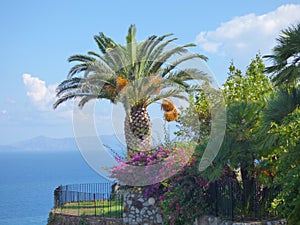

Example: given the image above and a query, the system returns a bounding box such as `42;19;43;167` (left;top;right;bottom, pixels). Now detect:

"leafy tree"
175;92;211;143
258;87;300;151
257;88;300;224
163;55;274;222
209;54;273;181
259;23;300;223
224;55;272;105
195;55;274;219
264;23;300;87
53;25;207;155
259;107;300;225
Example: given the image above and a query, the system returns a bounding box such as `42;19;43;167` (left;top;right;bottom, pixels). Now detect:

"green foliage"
264;22;300;86
167;55;279;222
220;55;272;180
78;214;91;225
160;143;212;225
224;54;273;105
203;54;273;182
54;25;209;158
54;24;208;110
256;86;300;224
286;197;300;225
260;108;300;224
52;24;300;223
163;53;300;223
175;92;211;142
166;25;300;223
161;85;222;224
46;212;57;225
223;102;260;170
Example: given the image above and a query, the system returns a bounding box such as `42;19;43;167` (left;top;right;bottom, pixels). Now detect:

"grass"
53;199;123;218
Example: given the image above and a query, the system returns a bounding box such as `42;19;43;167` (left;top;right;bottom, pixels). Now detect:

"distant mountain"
10;136;78;152
0;135;125;153
0;145;22;152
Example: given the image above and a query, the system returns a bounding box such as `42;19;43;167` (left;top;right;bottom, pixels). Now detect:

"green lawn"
53;200;123;218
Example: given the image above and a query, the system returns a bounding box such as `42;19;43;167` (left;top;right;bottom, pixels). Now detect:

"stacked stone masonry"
123;193;163;225
47;212;123;225
47;211;286;225
195;216;286;225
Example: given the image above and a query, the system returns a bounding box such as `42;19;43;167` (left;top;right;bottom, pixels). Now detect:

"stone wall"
123;192;163;225
195;216;287;225
47;212;123;225
47;211;286;225
47;209;286;225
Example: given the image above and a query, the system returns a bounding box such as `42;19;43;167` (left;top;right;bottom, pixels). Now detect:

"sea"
0;151;110;225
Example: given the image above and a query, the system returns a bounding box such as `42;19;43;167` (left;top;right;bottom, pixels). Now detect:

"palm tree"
53;25;208;155
258;87;300;150
264;23;300;86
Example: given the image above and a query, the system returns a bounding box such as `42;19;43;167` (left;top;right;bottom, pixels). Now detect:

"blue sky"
0;0;300;144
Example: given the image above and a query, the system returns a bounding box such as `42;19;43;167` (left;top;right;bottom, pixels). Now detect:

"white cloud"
5;98;16;104
23;74;57;111
22;74;113;126
0;109;9;121
196;4;300;59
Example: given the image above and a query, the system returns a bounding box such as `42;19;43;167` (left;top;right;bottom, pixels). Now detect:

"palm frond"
94;32;117;54
77;96;98;108
53;92;95;109
264;23;300;86
87;51;102;59
126;24;137;67
93;33;129;72
185;84;204;93
271;64;298;85
87;51;116;71
141;34;175;61
141;37;178;76
147;89;188;106
256;88;300;150
161;53;208;77
85;60;115;76
149;43;197;75
55;25;208;114
137;35;157;60
165;69;209;93
56;81;84;96
68;63;89;78
105;45;129;75
68;54;96;63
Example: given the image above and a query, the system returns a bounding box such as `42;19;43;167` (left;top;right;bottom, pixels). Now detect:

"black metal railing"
52;180;278;221
208;178;279;221
53;182;123;218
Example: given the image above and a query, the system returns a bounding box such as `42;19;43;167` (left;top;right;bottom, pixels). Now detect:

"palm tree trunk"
124;105;151;157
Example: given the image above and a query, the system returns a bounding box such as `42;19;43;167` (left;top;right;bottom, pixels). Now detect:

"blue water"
0;151;109;225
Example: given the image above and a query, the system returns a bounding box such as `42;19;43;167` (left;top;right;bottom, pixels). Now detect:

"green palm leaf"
264;23;300;86
54;25;209;154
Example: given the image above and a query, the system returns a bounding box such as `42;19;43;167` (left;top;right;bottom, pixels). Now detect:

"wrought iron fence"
52;179;279;221
208;178;279;221
53;182;123;218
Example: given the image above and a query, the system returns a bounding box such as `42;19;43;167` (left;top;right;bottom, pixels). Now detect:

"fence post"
77;192;80;216
215;181;218;217
52;182;124;218
94;193;96;216
229;179;234;221
54;185;62;209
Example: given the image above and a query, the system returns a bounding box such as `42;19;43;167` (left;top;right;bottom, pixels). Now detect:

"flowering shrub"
110;143;195;187
110;141;213;224
159;143;211;225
